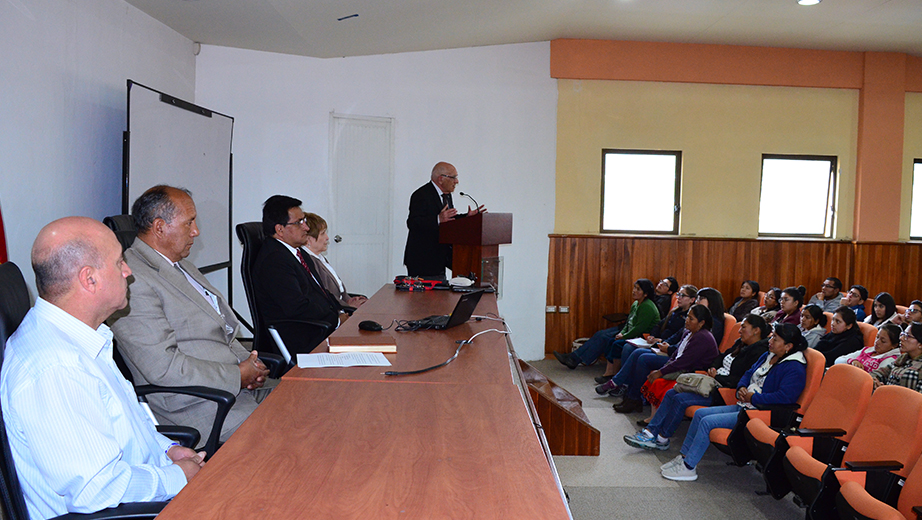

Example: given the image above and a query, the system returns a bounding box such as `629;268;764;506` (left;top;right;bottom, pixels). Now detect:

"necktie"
442;193;453;209
298;250;340;309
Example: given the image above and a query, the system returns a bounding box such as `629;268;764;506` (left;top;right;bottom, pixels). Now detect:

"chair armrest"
752;402;800;428
788;428;847;438
347;293;366;299
602;313;628;325
912;505;922;519
840;460;904;472
52;501;166;519
135;385;235;459
258;352;285;379
156;426;200;449
341;305;357;315
269;318;336;355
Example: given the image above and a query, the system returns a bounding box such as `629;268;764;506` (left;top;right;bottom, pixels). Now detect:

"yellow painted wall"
902;93;922;240
555;79;859;238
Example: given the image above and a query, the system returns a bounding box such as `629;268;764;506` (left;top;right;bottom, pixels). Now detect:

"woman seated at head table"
727;280;761;322
695;287;726;346
773;286;805;326
835;323;901;373
892;300;922;330
623;323;807;482
815;306;864;367
868;322;922;393
799;304;828;349
863;292;899;328
593;285;699;385
613;304;719;415
555;279;660;371
750;287;782;323
302;212;367;309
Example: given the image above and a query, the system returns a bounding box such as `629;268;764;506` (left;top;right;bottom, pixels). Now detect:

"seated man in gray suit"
110;185;274;446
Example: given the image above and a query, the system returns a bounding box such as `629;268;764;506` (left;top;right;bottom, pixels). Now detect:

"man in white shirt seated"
0;217;204;519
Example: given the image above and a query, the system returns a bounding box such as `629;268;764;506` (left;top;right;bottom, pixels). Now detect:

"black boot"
613;397;643;414
553;351;580;369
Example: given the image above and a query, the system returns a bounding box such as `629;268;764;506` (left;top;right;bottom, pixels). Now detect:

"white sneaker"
660;454;684;471
661;461;697;481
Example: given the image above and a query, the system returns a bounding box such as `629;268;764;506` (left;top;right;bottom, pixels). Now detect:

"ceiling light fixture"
797;0;820;5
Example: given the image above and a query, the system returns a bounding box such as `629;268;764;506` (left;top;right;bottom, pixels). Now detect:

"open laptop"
410;290;485;330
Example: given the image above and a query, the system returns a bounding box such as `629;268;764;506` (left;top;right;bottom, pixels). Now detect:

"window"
758;154;837;237
911;160;922;239
601;149;681;234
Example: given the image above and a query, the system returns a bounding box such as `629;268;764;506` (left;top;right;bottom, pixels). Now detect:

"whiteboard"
124;81;234;294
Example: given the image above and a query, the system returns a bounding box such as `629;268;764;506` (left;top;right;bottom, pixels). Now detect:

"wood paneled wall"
545;235;922;356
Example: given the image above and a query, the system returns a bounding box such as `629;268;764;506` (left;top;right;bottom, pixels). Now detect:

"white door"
327;113;394;296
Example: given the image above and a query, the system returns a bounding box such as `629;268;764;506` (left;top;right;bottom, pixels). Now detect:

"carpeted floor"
530;358;806;519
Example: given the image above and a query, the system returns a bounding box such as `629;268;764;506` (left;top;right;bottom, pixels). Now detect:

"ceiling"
123;0;922;59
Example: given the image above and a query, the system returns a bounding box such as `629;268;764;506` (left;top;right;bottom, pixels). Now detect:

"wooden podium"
439;212;512;281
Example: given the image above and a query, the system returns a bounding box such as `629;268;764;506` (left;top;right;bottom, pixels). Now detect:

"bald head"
32;217;109;301
430;162;458;194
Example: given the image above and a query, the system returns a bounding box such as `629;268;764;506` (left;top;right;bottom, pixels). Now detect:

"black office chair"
0;262;165;520
236;222;335;363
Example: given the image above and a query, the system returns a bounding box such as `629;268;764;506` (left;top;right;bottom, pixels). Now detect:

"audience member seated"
253;195;342;355
653;277;679;319
611;304;719;414
868;322;922;393
835;323;901;373
623;323;807;482
301;212;367;309
1;217;205;519
773;286;805;325
594;285;698;385
555;279;659;371
110;186;274;445
893;299;922;329
814;306;864;367
695;287;726;346
750;287;782;323
798;304;827;349
864;291;898;328
595;300;713;404
841;284;868;321
808;276;844;313
727;280;760;322
707;314;771;388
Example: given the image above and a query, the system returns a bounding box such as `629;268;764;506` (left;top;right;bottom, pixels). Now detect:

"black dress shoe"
553;351;580;369
594;375;613;384
613;398;644;414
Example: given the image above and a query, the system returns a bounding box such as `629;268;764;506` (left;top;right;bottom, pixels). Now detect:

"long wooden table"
156;286;571;519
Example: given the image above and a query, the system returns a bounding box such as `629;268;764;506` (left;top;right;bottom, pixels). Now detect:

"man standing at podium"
403;162;484;277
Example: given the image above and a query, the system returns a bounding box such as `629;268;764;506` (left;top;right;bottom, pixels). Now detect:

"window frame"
757;153;838;239
911;159;922;240
599;149;682;235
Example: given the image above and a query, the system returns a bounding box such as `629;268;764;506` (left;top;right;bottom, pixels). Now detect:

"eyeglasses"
676;293;691;299
821;283;837;289
780;297;793;302
440;174;458;180
284;217;308;226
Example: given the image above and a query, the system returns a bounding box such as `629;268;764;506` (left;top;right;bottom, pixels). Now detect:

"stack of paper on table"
327;333;397;353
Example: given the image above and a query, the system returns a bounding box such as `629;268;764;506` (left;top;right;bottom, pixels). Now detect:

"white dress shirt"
1;299;186;519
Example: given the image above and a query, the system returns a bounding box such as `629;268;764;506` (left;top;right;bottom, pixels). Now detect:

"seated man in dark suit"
253;195;341;355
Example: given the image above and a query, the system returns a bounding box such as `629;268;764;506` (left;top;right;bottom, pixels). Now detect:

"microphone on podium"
459;192;480;211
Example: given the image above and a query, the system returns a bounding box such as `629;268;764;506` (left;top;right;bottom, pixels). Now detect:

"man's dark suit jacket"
253;237;340;354
404;182;452;277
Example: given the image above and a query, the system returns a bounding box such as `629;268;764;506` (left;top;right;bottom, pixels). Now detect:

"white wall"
0;0;195;295
195;42;557;360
